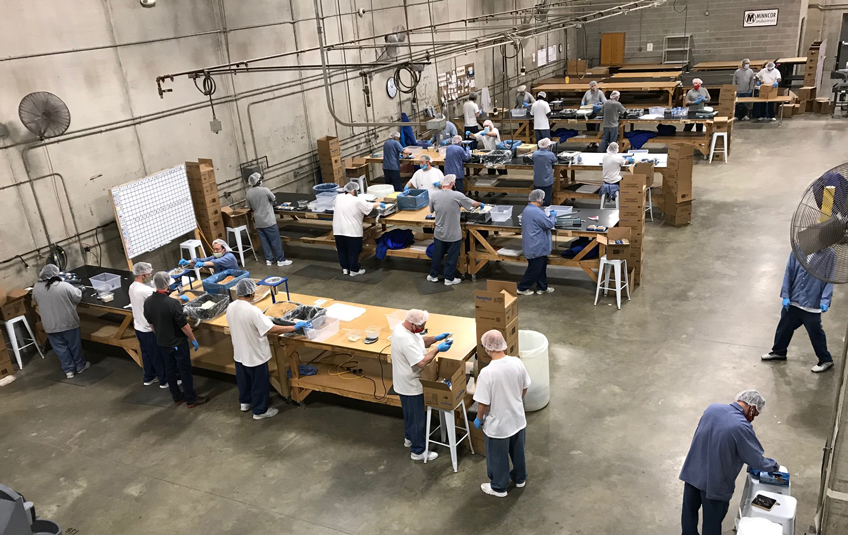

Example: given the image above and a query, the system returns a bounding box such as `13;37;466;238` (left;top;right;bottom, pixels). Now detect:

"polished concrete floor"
1;116;846;535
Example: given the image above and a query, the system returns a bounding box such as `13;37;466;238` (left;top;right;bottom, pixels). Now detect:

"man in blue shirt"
383;132;410;191
531;138;558;206
762;252;835;372
444;135;471;193
679;390;780;535
431;121;458;146
189;239;239;273
518;190;557;296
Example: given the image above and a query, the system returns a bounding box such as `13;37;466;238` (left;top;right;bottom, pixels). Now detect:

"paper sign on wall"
537;48;547;67
743;9;778;27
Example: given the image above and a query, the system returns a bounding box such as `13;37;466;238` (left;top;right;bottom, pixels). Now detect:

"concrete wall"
0;0;572;288
581;0;805;66
804;1;848;73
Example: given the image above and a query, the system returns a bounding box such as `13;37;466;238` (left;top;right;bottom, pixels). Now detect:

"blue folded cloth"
600;182;619;200
287;365;318;378
623;130;658;149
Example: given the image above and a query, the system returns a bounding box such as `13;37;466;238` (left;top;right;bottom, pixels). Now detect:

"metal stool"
424;400;475;473
226;225;257;267
646;188;654;222
594;255;631;310
1;315;45;369
180;239;206;280
709;132;728;163
600;194;620;209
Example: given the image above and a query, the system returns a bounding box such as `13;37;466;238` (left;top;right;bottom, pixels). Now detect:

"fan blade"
798;217;847;255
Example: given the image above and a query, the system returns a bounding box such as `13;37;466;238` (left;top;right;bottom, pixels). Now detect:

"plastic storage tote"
490;205;514;222
201;269;250;295
396;189;429;210
304;316;340;342
90;273;121;294
386;310;407;330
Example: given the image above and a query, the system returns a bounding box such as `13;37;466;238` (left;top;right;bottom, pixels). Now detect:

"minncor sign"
743;9;779;27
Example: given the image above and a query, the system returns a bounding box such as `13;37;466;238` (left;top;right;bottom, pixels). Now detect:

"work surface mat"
48;364;112;387
412;276;455;295
292;265;340;280
344;270;391;285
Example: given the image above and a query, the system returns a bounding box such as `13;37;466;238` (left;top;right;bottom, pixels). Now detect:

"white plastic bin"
90;273;121;294
367;184;394;198
304;316;340;342
518;330;550;411
490;205;513;222
386;310;407;331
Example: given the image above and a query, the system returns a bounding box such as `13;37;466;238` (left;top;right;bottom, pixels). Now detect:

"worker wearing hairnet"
600;142;634;205
531;138;558;206
405;154;444;193
679;390;780;535
128;262;167;388
431;120;458;146
515;84;536;109
684;79;711;133
470;120;507;177
762;252;835;373
518;190;557;295
581;81;606;137
530;91;552;143
333;182;381;277
383;132;412;191
428;175;482;285
187;239;239;273
31;264;88;379
600;91;627;153
226;278;309;419
444;135;471;193
474;330;531;498
391;309;452;462
143;272;209;408
732;59;755;120
754;62;782;121
245;172;291;267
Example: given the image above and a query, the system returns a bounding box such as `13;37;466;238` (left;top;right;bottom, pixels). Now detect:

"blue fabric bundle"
656;124;677;137
552;128;579;142
376;229;416;260
623;130;658;149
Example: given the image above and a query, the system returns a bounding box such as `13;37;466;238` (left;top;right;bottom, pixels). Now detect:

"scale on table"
257;276;290;304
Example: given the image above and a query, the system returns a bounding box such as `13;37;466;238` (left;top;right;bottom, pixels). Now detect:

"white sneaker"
536;287;554;294
427;275;439;283
277;260;293;267
812;361;834;373
517;289;535;296
350;269;366;277
159;383;169;389
741;116;750;121
240;403;251;412
76;361;91;374
342;269;349;275
143;379;157;386
480;483;507;497
761;353;787;361
266;260;272;266
253;407;279;420
770;117;777;122
757;117;765;122
65;372;75;379
411;451;438;461
404;438;412;448
177;379;182;386
515;481;526;488
444;278;462;286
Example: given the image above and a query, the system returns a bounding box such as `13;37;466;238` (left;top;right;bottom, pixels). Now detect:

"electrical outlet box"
646;43;653;52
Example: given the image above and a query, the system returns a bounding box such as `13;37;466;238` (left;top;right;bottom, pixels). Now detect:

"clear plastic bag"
270;304;327;336
183;293;229;321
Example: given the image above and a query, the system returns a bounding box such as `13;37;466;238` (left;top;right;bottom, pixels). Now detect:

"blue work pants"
535;129;551;143
430;238;462;281
257;225;286;263
681;482;730;535
736;91;752;119
48;328;85;374
399;393;426;454
485;428;527;493
136;329;166;384
235;361;270;415
600;127;618;153
384;169;403;192
771;305;833;363
334;235;363;272
160;342;196;404
535;185;553;206
519;256;548;292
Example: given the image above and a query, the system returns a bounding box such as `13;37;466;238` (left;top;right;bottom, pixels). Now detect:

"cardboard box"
344;157;368;169
476;316;518;348
601;227;631;260
474;280;518;324
185;161;215;180
477;338;518;365
759;85;777;99
780;104;794;118
421;358;467;410
799;87;817;101
0;350;14;379
666;175;693;202
567;59;588;75
633;163;655;187
820;101;833;115
189;179;218;196
0;298;26;321
317;136;341;155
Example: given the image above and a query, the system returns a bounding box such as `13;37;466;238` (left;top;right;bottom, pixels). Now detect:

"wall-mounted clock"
387;77;398;99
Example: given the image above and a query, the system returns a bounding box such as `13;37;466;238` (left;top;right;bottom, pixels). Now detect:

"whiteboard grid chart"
111;164;198;259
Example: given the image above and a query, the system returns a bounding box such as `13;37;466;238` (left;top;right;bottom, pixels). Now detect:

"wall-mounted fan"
18;92;71;140
376;26;408;63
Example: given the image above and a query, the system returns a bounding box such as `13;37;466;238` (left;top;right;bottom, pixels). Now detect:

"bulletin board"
110;164;197;261
439;62;475;101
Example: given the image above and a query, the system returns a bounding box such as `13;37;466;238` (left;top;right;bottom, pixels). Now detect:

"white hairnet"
442;174;456;186
212;239;231;252
420;154;432;162
529;189;545;203
483;120;494;129
767;62;775;69
236;278;257;297
248;172;262;187
518;85;527;92
39;264;60;280
607;142;619;154
693;78;703;85
736;390;766;412
344;182;360;193
538;138;551;149
133;262;153;277
610;91;621;99
390;131;401;139
452;135;463;144
589;81;598;87
537;91;546;99
742;58;750;65
480;330;508;353
152;271;171;291
405;309;429;326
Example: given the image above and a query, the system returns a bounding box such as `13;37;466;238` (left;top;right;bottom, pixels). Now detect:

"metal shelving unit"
663;34;692;65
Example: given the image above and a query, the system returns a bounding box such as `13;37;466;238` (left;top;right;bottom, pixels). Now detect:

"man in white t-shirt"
333;182;381;277
473;329;531;498
128;262;168;388
463;93;482;150
226;279;309;420
390;309;453;461
599;142;634;205
405;155;444;193
530;91;552;143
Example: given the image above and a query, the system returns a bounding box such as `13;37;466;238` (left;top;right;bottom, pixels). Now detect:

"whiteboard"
111;164;197;259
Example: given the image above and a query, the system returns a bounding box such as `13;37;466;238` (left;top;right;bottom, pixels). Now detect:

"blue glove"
626;157;635;165
523;102;530;108
773;82;779;88
474;417;483;430
465;130;470;137
821;303;829;313
178;259;190;267
581;101;585;106
294;320;310;331
756;80;762;86
434;332;450;341
550;210;557;218
782;298;790;310
380;202;386;209
191;340;199;352
180;295;189;302
479;203;485;210
433;181;441;188
437;340;453;352
404;184;410;192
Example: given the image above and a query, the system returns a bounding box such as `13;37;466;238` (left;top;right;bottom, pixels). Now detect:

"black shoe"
173;395;185;405
187;395;210;408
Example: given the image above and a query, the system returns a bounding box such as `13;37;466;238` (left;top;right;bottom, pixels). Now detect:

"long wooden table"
617;63;682;72
736;95;793;125
610;71;682;79
533;80;681;107
693;60;771;71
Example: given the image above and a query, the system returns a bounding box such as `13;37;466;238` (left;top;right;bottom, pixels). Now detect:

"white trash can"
518;330;550;411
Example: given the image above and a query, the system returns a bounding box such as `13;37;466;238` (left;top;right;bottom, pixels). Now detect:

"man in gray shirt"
245;172;291;267
684;79;711;132
600;91;627;153
732;59;755;120
31;264;89;378
427;175;482;286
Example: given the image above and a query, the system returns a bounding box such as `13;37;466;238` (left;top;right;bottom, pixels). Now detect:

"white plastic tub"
518;330;550;411
304;316;340;342
90;273;121;294
386;310;407;331
367;184;394;198
490;205;513;222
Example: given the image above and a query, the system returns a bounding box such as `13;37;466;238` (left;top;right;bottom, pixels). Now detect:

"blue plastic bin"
202;269;250;295
397;189;429;210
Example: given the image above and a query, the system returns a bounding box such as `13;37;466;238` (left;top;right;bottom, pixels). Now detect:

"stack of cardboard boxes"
717;84;738;118
0;344;13;381
618;168;648;285
805;42;824;88
186;159;225;245
473;281;518;370
658;145;694;227
317;136;345;186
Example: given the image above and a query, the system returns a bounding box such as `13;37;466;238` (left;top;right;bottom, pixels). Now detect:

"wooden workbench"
693;60;771;71
532;80;681;107
617;63;683;72
610;71;682;79
736;95;793;125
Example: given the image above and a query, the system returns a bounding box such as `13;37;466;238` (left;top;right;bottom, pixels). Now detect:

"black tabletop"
70;265;135;310
467;205;619;232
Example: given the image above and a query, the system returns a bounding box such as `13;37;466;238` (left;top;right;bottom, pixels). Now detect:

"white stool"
709;132;728;163
424;401;475;473
737;468;792;528
180;239;206;280
746;490;796;535
226;225;257;267
1;315;45;370
594;256;631;310
600;194;619;209
646;188;654;222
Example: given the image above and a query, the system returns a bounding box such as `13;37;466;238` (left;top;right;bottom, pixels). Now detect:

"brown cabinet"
600;32;626;66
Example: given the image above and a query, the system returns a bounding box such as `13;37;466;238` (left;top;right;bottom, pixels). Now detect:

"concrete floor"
1;116;846;534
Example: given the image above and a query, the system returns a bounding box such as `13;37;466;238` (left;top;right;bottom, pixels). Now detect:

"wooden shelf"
290;356;399;407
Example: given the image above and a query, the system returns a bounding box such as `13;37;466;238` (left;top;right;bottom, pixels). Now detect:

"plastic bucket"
313;183;340;195
518;330;550;411
31;520;62;535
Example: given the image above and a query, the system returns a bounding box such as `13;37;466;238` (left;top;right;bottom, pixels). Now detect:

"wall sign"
743;9;778;27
